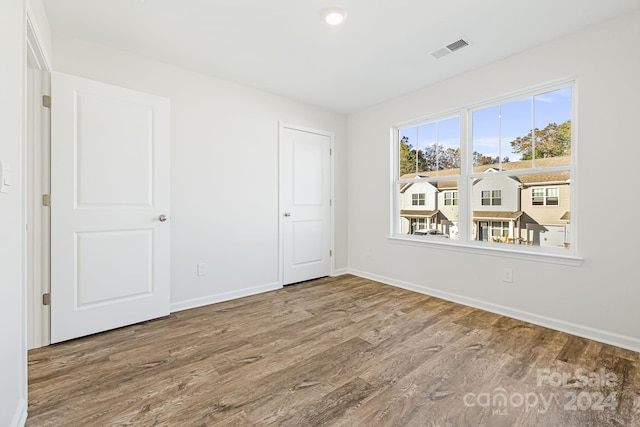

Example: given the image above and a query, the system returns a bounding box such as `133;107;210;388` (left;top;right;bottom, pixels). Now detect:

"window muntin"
394;82;574;254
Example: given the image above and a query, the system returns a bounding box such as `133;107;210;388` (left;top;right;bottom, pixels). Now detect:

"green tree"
510;120;571;160
399;136;426;176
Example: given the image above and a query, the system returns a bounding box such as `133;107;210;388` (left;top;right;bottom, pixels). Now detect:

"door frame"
278;122;335;286
26;11;51;349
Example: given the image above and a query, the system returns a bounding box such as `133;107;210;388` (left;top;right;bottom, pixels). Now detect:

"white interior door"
280;125;331;285
50;72;171;343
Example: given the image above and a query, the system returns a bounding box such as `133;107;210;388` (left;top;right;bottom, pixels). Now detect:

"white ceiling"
42;0;640;113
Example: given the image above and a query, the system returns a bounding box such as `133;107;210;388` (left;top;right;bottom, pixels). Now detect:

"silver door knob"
158;214;168;222
283;212;291;217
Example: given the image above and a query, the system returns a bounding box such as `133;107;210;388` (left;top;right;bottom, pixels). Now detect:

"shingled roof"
399;210;439;217
473;211;524;220
400;156;571;184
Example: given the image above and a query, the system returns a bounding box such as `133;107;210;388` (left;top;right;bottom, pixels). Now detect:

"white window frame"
389;78;581;266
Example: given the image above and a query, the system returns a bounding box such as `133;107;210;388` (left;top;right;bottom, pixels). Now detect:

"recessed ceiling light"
323;8;347;26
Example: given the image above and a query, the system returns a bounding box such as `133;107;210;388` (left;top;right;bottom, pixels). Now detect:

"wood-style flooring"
27;275;640;426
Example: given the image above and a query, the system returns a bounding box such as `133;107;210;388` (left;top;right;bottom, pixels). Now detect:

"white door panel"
51;72;170;343
281;126;331;285
75;93;153;206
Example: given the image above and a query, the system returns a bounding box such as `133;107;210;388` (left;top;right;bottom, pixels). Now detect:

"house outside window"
393;81;575;255
412;193;425;206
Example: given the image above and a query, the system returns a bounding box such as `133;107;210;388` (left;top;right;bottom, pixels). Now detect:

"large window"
393;82;574;255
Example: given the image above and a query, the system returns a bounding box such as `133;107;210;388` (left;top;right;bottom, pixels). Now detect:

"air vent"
446;39;469;52
430;38;470;59
430;47;451;59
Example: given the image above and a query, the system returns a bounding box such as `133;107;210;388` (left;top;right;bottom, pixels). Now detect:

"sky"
399;86;572;162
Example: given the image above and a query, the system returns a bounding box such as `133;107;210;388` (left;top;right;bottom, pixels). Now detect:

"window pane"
546;187;559;206
417;122;437;173
399;126;419;177
472;106;500;166
501;98;532;167
437;116;461;172
534;87;572;162
398;180;459;239
472;87;572;173
417;117;460;174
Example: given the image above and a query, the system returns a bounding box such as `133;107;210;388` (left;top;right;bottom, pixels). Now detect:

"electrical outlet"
502;268;513;283
197;263;207;276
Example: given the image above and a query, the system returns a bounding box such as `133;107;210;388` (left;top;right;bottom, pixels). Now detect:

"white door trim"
26;11;51;349
278;122;335;286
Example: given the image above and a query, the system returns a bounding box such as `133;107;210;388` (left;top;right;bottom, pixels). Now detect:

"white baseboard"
331;268;350;276
348;268;640;353
170;282;282;313
11;398;27;427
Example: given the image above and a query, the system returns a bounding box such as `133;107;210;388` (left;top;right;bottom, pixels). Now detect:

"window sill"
387;235;583;266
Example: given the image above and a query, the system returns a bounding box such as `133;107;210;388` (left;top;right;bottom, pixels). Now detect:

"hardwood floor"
27;275;640;426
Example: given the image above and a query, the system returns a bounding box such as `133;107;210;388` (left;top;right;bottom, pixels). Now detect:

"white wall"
0;0;28;425
52;37;348;310
348;10;640;351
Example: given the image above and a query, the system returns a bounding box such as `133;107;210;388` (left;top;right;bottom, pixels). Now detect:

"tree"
399;136;426;176
473;151;500;166
421;144;460;171
510;120;571;160
400;137;461;175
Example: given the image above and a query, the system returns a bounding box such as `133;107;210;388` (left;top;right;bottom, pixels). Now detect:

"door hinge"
42;293;51;306
330;250;333;256
42;194;51;207
42;95;51;108
329;148;332;155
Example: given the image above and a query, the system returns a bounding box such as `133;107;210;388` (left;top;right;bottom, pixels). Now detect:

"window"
412;193;425;206
444;191;458;206
413;218;427;231
481;190;501;206
393;82;574;256
532;187;559;206
491;221;509;240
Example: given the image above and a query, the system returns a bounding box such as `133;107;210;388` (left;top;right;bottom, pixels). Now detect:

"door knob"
283;212;291;217
158;214;168;222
